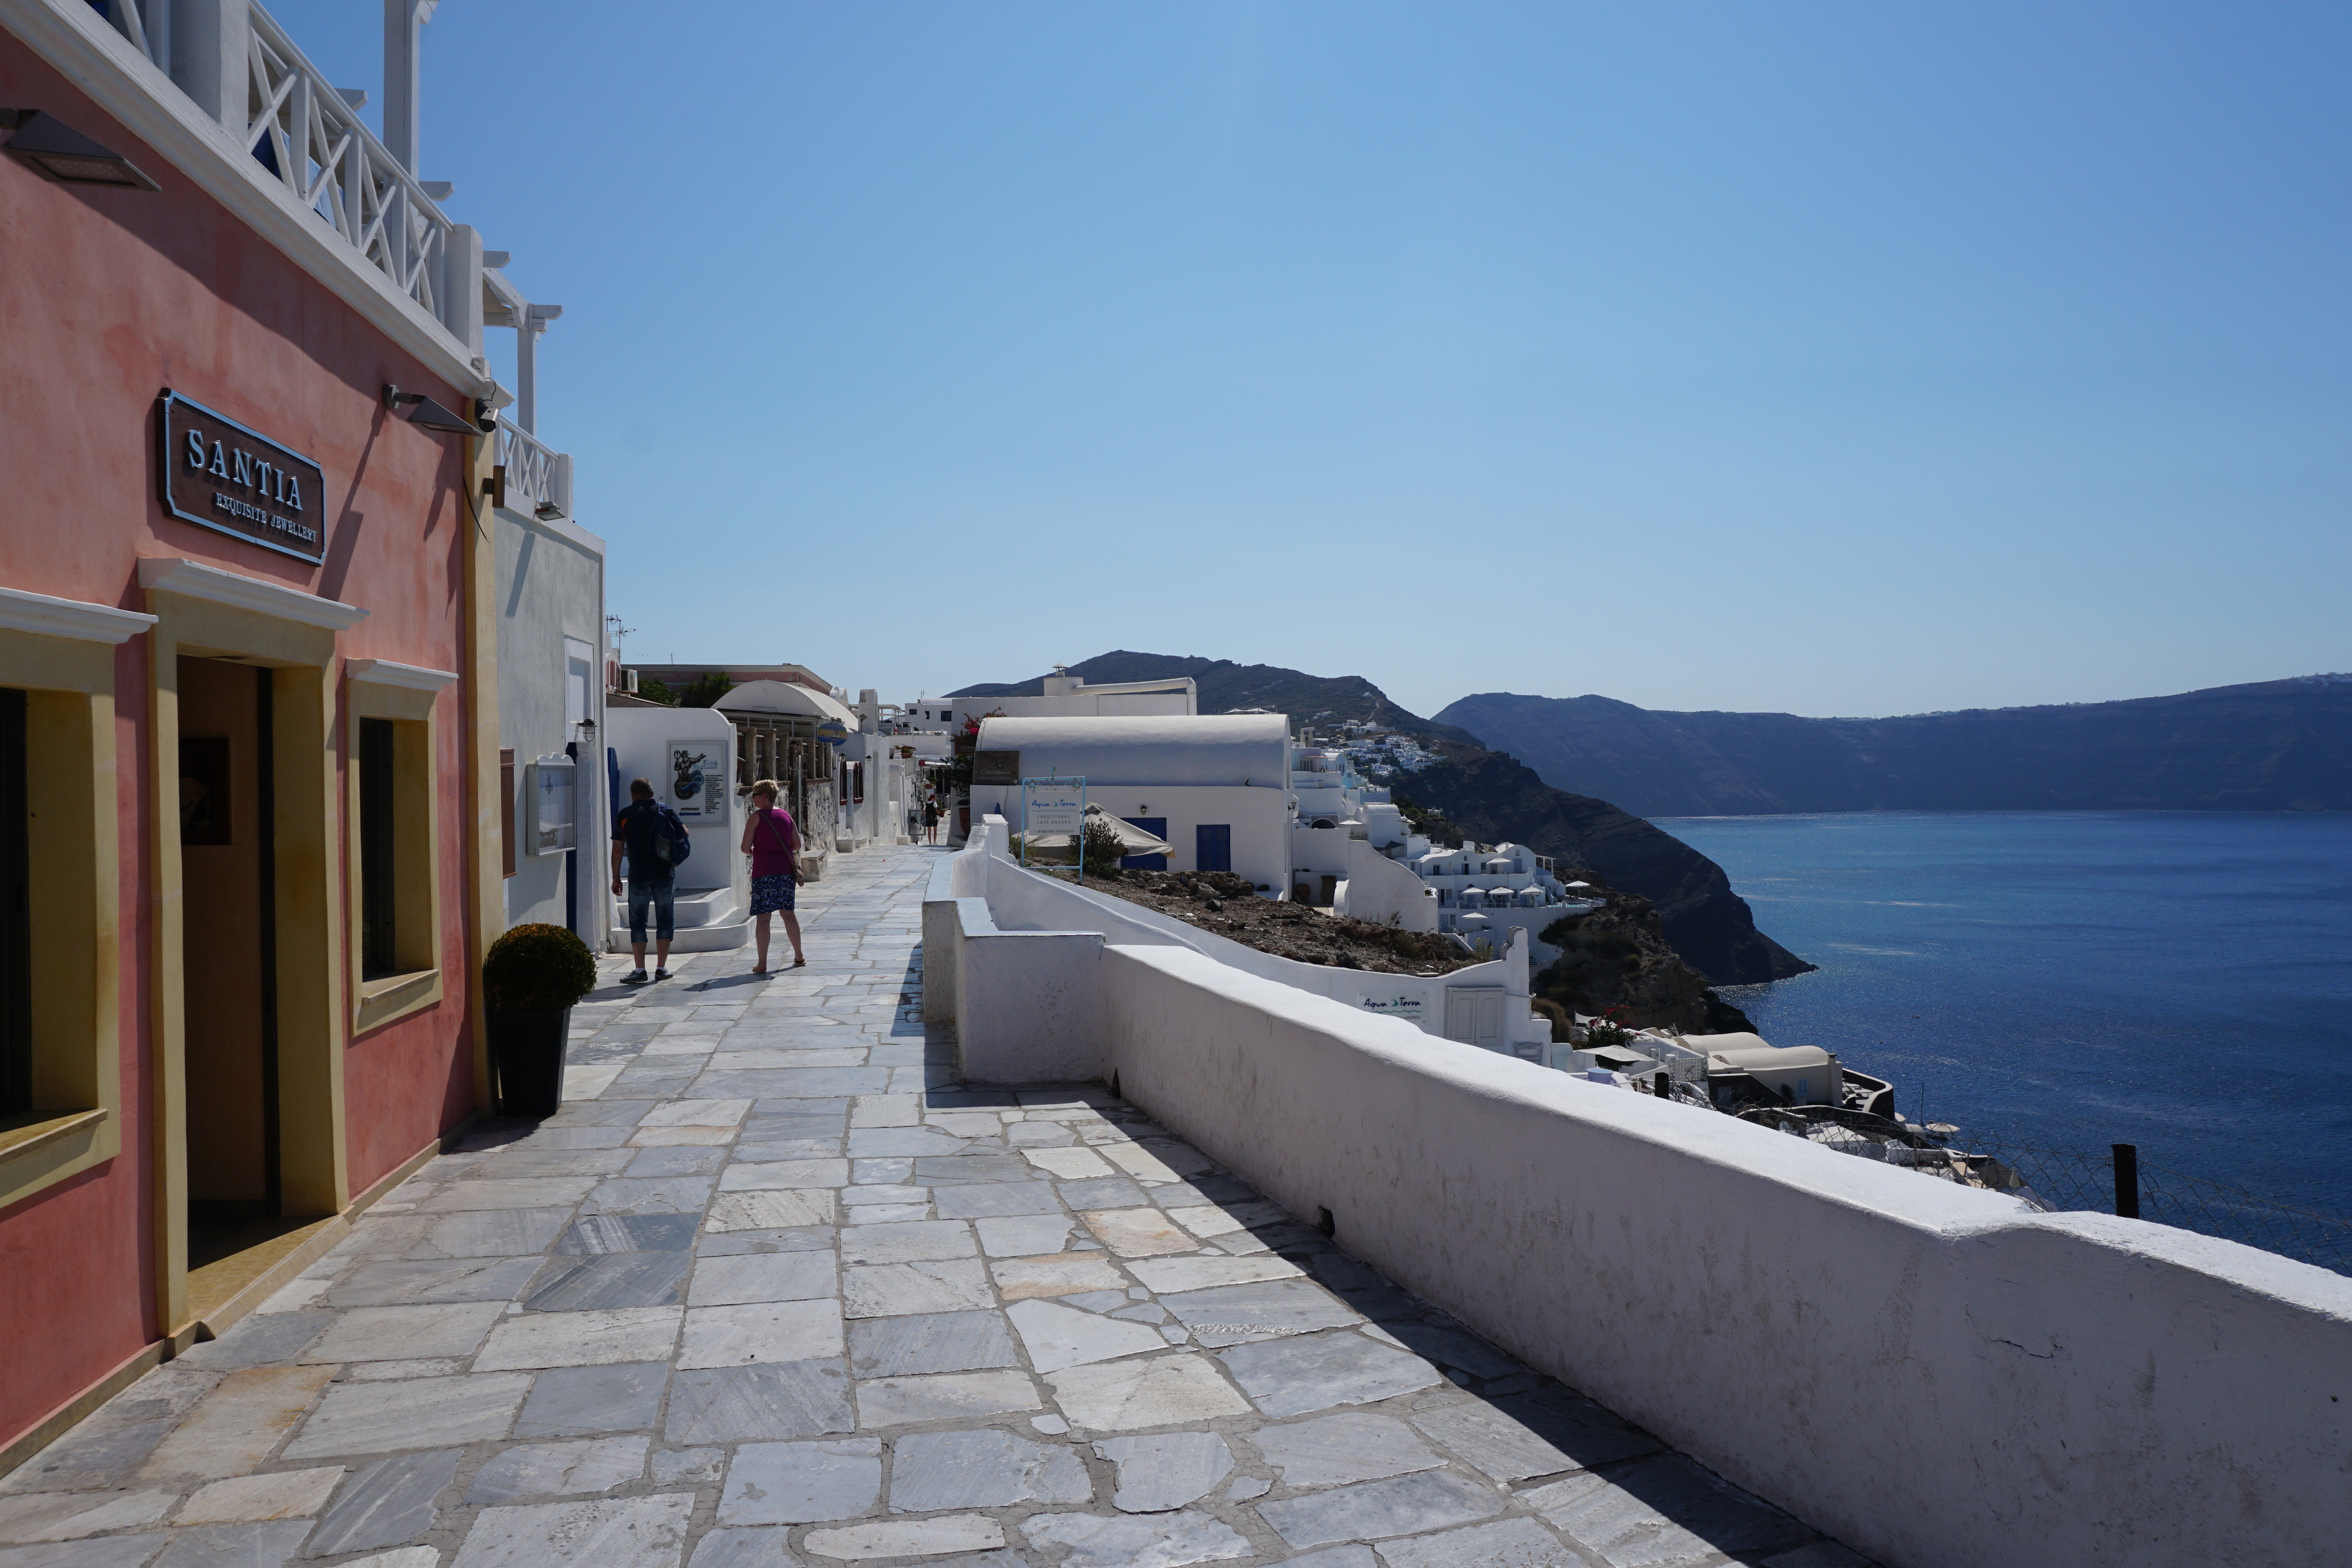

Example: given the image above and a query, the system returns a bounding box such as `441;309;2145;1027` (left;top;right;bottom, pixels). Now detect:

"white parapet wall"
927;820;1542;1047
1088;944;2352;1568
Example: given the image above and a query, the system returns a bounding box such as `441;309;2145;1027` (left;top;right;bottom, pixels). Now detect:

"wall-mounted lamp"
577;716;598;745
382;383;481;434
1;109;159;190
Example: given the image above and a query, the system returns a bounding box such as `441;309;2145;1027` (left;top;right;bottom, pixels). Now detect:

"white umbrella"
1023;804;1174;861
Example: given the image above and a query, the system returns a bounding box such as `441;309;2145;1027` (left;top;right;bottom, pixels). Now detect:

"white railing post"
442;223;484;361
382;0;429;173
170;0;249;131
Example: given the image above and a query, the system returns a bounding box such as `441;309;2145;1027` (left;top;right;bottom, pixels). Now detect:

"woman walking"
740;780;804;973
923;793;942;844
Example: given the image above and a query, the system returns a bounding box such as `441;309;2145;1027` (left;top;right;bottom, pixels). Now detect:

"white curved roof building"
974;715;1288;788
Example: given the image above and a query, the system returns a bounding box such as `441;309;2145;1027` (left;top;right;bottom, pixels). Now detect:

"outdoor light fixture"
0;109;159;190
382;384;482;435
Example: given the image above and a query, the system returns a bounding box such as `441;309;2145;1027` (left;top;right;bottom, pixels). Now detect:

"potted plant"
483;922;599;1119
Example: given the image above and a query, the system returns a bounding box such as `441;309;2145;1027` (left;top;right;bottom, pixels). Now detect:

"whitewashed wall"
1096;945;2352;1568
603;707;744;906
928;823;1519;1040
1333;835;1441;931
493;506;606;947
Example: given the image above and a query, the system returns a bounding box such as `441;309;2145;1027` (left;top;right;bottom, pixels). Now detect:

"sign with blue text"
1018;775;1087;874
1358;991;1426;1025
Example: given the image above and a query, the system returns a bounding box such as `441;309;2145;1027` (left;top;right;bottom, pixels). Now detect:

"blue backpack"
644;803;691;870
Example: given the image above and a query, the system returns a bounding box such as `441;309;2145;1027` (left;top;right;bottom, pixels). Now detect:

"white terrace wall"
1095;945;2352;1568
1333;834;1441;931
927;821;1518;1041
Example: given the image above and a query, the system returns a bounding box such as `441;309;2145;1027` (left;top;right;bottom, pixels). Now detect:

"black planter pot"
489;1006;572;1119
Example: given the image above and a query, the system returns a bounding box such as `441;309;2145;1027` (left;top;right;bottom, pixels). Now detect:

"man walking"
611;777;686;984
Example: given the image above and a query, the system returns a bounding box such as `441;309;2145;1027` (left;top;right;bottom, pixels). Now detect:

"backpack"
644;802;691;869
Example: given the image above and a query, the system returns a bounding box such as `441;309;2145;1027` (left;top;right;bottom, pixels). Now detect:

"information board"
529;754;576;854
1024;787;1084;836
1358;991;1426;1025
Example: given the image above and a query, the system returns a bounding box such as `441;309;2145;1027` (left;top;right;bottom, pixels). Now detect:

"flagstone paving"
1;844;1873;1568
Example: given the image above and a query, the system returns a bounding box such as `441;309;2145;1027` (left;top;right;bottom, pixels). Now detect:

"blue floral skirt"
751;872;796;916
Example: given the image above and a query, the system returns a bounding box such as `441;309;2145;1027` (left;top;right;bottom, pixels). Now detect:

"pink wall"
0;34;479;1449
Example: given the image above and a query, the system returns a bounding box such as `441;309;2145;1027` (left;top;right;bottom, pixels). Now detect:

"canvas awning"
1021;804;1175;860
716;679;861;728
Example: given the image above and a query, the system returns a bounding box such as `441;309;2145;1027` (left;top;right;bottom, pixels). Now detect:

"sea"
1653;811;2352;1218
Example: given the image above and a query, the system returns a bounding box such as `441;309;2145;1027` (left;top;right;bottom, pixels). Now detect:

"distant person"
611;777;686;984
740;778;805;972
924;794;942;844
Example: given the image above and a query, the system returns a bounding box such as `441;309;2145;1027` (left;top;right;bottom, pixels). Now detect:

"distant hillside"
948;651;1809;985
1407;745;1812;985
1436;676;2352;817
952;651;1479;745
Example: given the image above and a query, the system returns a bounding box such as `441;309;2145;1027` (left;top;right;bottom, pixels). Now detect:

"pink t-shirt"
748;806;797;877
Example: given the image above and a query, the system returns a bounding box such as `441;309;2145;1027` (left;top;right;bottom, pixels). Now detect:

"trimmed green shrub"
484;922;599;1012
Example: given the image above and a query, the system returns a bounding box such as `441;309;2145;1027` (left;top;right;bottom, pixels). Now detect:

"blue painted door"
1121;818;1168;871
1195;824;1232;874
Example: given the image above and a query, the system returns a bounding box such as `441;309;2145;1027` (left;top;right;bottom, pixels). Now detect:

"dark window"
359;717;397;979
1121;817;1168;872
1195;824;1232;874
499;748;516;878
0;688;28;1118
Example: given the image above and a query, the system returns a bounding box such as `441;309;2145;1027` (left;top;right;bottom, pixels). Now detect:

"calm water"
1655;811;2352;1216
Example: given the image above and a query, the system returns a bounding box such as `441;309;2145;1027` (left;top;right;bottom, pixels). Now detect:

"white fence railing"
496;418;573;519
242;3;455;325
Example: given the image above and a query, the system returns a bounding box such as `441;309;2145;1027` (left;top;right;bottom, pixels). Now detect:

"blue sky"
268;1;2348;720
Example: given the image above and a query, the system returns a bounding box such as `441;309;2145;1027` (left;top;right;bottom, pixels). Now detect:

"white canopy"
717;680;860;728
1020;804;1175;860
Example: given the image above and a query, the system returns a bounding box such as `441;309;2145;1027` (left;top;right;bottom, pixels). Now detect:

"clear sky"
269;1;2348;720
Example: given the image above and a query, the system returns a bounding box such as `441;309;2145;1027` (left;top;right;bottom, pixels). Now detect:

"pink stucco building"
0;0;506;1467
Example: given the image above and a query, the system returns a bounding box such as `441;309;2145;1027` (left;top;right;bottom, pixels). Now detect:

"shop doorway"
0;688;27;1120
175;657;303;1308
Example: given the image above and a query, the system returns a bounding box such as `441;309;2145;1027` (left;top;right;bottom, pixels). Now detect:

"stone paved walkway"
1;843;1870;1568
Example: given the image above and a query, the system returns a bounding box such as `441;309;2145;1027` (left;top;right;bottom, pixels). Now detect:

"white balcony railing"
496;417;573;520
241;4;455;325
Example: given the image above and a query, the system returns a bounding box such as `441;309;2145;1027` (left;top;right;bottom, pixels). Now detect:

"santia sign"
156;390;329;566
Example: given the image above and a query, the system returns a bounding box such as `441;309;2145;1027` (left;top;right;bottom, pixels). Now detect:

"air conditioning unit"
624;668;639;694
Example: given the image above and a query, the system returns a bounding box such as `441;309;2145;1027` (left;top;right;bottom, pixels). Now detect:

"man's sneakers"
622;969;650;986
654;968;671;982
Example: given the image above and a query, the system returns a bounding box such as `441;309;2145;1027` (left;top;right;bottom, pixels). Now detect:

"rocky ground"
1078;871;1485;975
1532;891;1756;1035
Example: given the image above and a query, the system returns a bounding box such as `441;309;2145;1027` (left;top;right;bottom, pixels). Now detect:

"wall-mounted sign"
971;749;1020;786
667;740;723;820
529;754;576;854
1359;992;1426;1025
1023;784;1084;837
815;718;850;748
157;390;328;565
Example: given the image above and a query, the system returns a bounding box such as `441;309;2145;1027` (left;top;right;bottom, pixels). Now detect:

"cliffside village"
4;4;2340;1562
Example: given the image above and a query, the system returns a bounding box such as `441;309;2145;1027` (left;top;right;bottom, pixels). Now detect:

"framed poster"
529;754;576;854
667;740;721;820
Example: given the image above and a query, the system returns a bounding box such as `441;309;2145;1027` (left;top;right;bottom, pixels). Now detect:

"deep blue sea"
1653;811;2352;1217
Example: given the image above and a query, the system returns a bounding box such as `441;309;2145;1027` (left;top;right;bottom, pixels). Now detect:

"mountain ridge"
948;651;1810;985
1435;674;2352;817
951;652;1481;745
